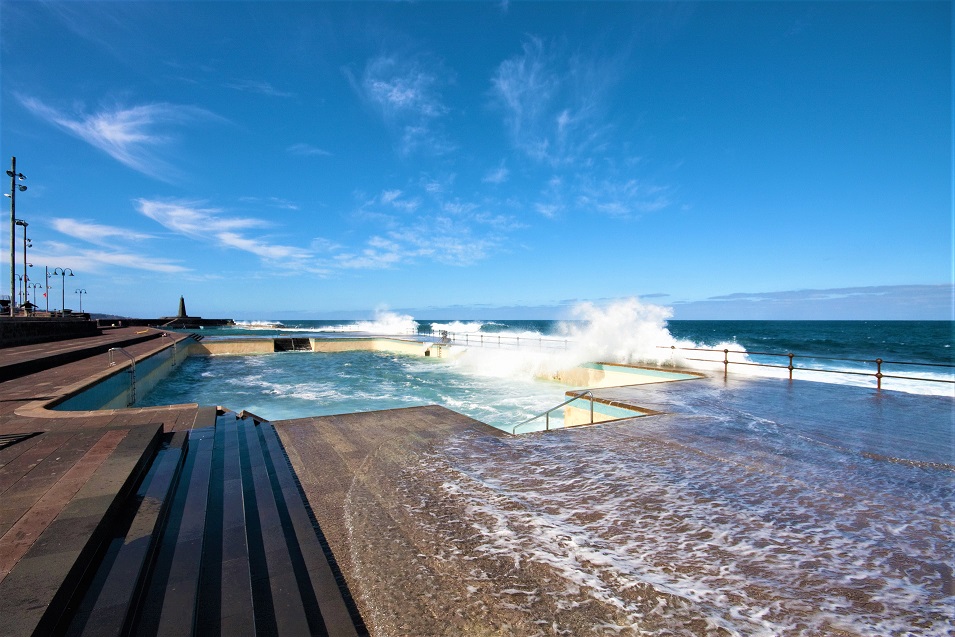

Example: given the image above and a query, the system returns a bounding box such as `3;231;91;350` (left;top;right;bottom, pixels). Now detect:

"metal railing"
108;347;137;406
415;329;951;392
419;328;571;351
660;345;955;390
512;390;594;434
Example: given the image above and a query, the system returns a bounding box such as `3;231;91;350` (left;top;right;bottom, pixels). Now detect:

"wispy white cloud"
534;203;560;219
216;232;309;261
576;178;671;218
332;235;406;270
378;189;420;213
350;53;454;155
238;196;301;211
224;79;295;97
482;163;510;184
18;96;222;181
380;189;403;204
442;200;478;215
532;170;670;220
287;143;332;157
51;218;155;246
137;200;260;236
136;199;312;263
490;37;611;165
363;56;448;117
392;225;496;266
33;240;189;274
333;179;514;270
333;224;494;270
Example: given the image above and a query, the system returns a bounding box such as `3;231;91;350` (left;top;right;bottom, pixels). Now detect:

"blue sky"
1;1;951;320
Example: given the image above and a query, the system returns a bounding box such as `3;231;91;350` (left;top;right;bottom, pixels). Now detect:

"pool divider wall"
553;361;705;388
563;396;664;427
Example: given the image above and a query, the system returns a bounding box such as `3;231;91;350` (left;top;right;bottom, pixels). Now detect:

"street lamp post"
52;267;74;315
6;157;27;316
28;282;42;306
14;274;24;307
75;288;87;313
15;219;30;306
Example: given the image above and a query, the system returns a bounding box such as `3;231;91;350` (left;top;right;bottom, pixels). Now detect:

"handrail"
108;347;137;406
160;332;177;367
512;390;594;434
660;345;955;390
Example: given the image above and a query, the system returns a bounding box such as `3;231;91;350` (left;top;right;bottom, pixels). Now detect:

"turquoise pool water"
138;350;572;431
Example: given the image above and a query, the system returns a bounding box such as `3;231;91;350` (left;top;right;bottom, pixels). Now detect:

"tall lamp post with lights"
75;289;87;313
6;157;27;316
15;219;31;307
14;274;26;308
28;282;42;307
52;267;73;314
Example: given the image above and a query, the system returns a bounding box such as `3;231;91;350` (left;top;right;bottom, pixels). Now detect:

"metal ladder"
108;347;137;407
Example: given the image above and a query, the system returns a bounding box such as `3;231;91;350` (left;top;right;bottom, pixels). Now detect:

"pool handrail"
512;390;594;434
107;347;137;406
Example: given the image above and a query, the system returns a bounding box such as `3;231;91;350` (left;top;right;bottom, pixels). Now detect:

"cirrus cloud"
17;95;223;181
136;199;312;263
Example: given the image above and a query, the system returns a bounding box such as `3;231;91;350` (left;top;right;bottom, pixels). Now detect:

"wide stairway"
56;411;363;636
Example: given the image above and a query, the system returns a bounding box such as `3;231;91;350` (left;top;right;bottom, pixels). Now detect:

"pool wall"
188;337;432;357
53;339;188;410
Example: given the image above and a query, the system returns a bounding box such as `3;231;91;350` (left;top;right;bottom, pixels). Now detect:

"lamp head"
17;185;27;192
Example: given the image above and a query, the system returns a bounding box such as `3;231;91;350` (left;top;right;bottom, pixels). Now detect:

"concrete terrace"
0;328;366;636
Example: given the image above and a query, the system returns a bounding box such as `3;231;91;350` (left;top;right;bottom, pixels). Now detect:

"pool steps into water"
55;409;363;636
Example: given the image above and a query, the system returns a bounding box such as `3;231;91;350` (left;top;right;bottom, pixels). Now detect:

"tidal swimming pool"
137;350;570;431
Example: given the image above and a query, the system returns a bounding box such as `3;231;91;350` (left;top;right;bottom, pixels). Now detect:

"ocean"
140;309;954;635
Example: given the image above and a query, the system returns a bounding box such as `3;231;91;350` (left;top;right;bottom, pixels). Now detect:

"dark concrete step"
44;410;363;636
153;426;215;636
68;432;188;637
0;424;164;637
257;420;360;637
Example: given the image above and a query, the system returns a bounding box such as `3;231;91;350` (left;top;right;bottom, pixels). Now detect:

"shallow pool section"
137;350;574;431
